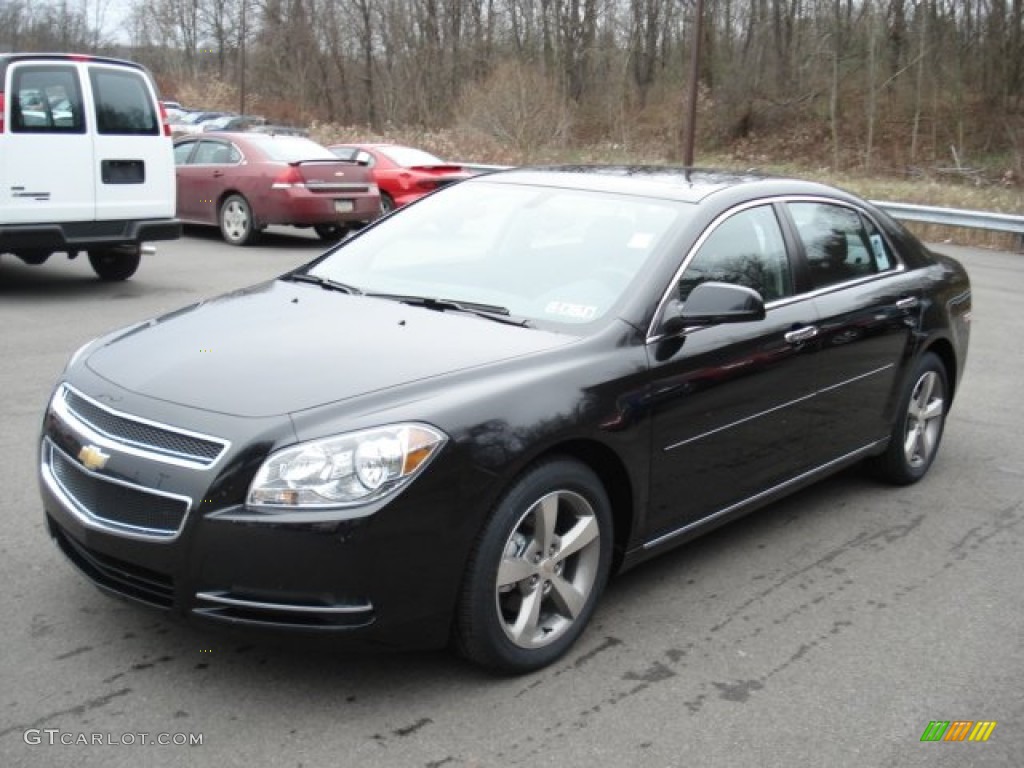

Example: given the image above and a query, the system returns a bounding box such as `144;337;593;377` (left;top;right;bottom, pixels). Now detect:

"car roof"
0;53;151;93
474;166;862;206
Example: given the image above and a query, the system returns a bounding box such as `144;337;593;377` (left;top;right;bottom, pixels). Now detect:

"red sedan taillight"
271;166;306;189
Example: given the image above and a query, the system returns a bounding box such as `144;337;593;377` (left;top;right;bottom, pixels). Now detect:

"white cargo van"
0;53;180;280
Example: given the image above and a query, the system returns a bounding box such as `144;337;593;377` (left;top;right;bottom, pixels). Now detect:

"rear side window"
89;67;159;135
10;65;85;133
788;202;896;289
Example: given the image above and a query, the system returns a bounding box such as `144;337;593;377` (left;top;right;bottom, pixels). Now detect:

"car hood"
84;280;576;418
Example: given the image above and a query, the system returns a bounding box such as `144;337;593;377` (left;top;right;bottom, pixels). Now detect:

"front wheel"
88;246;141;281
380;192;396;215
871;352;949;485
455;458;613;674
219;194;259;245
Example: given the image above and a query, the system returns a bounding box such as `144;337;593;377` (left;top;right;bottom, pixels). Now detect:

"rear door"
86;61;175;223
1;61;93;224
784;200;922;463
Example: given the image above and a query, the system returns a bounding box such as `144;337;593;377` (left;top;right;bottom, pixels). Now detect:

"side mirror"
661;281;766;335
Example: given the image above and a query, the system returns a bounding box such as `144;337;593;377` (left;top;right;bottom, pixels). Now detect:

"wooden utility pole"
239;1;247;114
682;0;705;166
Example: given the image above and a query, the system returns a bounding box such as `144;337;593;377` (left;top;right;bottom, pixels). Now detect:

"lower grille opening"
51;520;175;609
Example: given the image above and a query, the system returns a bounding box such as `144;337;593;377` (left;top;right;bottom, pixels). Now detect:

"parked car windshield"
308;181;689;326
379;145;445;167
252;135;339;162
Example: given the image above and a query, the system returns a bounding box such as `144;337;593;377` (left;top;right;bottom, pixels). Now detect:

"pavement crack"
0;687;132;738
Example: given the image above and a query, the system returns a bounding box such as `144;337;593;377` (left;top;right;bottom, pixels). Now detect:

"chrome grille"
58;384;227;468
46;441;190;537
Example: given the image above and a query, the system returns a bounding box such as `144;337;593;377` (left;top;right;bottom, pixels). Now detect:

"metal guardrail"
457;162;512;175
872;200;1024;248
453;162;1024;248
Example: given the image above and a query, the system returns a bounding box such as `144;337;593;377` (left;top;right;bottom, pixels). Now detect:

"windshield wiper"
367;293;529;327
284;273;362;295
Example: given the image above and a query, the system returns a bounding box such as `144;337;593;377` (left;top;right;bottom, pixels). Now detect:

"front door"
646;204;821;542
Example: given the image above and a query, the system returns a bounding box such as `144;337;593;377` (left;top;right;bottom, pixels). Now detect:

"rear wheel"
219;194;259;245
15;250;51;266
455;458;613;674
871;352;949;485
88;246;141;281
314;223;347;242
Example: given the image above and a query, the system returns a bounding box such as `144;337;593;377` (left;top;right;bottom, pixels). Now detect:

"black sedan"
39;167;971;673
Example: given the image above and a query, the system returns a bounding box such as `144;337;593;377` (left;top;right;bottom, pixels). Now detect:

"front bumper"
38;382;476;650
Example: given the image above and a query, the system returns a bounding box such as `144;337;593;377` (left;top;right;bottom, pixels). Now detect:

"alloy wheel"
495;490;602;649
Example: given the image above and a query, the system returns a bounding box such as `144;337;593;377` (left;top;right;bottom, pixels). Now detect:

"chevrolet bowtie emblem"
78;444;110;471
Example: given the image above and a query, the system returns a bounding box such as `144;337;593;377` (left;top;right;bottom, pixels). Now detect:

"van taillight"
0;92;5;133
271;166;305;189
159;103;171;136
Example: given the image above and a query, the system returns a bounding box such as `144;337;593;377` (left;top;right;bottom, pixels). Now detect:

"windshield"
250;136;337;162
308;180;689;327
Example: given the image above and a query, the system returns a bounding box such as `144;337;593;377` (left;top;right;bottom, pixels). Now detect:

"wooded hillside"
3;0;1022;177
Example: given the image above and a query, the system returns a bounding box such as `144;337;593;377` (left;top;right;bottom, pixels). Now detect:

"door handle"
212;170;224;178
896;296;919;310
785;326;819;344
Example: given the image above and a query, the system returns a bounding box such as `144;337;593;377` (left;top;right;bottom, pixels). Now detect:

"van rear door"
1;61;94;224
85;62;175;224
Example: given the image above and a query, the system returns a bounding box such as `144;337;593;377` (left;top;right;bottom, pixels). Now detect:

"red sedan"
174;133;380;245
328;143;470;213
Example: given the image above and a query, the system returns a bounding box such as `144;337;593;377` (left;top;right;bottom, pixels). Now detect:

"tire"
88;247;141;281
15;250;51;266
380;193;396;215
314;223;347;242
219;194;259;245
871;352;949;485
455;458;613;674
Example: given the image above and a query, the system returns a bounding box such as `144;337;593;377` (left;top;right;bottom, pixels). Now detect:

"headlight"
247;423;447;510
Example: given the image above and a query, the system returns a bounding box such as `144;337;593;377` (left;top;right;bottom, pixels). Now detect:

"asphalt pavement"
0;230;1020;767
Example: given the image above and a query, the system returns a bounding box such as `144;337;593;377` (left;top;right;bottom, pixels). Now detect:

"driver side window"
678;205;792;303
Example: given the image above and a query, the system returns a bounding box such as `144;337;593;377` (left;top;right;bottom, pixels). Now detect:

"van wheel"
454;458;613;674
220;194;258;245
15;250;51;266
89;247;141;281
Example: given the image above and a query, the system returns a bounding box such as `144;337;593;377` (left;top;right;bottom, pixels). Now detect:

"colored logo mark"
920;720;997;742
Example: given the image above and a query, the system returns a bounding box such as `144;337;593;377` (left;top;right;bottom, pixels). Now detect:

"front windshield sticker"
870;233;891;271
545;301;598;321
